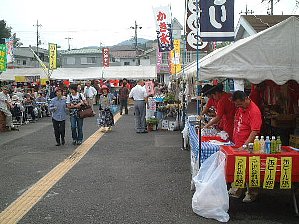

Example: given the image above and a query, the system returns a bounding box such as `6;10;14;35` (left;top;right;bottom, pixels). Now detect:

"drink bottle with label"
265;136;271;154
253;136;260;152
260;136;265;153
271;136;276;154
276;136;282;153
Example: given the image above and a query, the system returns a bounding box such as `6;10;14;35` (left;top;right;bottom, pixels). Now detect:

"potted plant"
146;117;159;131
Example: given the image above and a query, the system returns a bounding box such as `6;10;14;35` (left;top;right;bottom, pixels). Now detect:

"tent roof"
181;16;299;85
0;66;157;81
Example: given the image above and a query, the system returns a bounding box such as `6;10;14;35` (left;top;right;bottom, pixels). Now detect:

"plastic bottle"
260;136;265;153
271;136;276;154
265;136;271;154
276;136;282;153
253;136;260;152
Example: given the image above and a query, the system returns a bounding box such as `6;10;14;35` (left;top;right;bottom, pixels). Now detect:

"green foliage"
146;117;159;125
0;20;11;40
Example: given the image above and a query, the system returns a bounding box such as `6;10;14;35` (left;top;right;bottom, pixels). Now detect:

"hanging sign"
280;157;292;189
102;48;110;67
249;156;261;188
170;39;182;74
263;157;277;189
185;0;208;51
145;81;155;96
233;156;247;188
0;44;7;71
5;37;14;63
153;5;174;52
156;51;162;73
200;0;234;41
49;43;57;70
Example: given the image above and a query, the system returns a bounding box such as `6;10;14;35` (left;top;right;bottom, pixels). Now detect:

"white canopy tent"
0;66;157;81
180;16;299;85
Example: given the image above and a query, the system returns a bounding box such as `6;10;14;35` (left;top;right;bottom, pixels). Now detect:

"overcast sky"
0;0;297;50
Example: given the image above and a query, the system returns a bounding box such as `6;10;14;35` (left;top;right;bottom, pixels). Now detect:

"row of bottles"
253;136;282;154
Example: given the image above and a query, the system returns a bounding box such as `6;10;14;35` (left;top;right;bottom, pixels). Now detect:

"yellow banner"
280;157;292;189
40;78;49;86
263;157;277;189
233;156;247;188
249;156;261;188
169;39;181;74
15;76;26;82
49;43;57;70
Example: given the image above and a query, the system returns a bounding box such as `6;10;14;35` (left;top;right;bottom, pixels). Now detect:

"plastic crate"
221;146;299;183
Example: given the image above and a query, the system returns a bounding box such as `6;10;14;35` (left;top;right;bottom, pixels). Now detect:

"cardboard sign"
280;157;292;189
233;156;247;188
249;156;261;188
263;157;277;189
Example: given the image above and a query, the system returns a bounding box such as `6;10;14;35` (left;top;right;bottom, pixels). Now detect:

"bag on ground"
192;151;229;222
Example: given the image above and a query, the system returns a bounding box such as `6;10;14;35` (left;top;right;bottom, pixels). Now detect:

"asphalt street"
0;111;299;223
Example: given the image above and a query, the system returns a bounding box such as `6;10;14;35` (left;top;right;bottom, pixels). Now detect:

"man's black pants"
52;118;65;143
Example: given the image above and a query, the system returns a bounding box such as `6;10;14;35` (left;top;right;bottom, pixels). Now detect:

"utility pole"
33;20;42;67
65;37;73;51
130;21;142;64
240;4;254;15
263;0;280;15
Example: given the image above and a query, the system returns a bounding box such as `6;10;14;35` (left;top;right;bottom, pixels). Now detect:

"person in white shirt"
129;80;148;133
84;81;97;115
0;86;18;131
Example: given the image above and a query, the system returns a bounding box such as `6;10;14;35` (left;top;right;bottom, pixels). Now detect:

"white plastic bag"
192;151;229;222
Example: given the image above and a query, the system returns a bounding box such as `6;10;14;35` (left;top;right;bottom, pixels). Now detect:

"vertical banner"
153;5;174;52
249;156;261;188
233;156;247;188
49;43;57;70
280;157;292;189
102;48;110;67
200;0;234;41
170;39;182;74
5;38;14;63
145;81;155;96
156;51;162;73
186;0;208;51
0;44;7;71
263;157;277;189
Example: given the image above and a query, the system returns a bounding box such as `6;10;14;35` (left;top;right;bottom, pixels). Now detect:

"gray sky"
0;0;297;50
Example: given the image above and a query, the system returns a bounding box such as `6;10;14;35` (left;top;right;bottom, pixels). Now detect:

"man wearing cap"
129;80;148;133
0;86;19;131
49;88;67;146
84;81;97;115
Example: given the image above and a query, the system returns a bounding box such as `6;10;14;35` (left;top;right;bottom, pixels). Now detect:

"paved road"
0;111;299;223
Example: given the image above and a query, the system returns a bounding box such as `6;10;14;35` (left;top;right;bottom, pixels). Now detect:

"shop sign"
102;48;110;67
263;157;277;189
0;44;7;71
169;39;182;74
280;157;292;189
153;5;173;52
156;51;162;73
200;0;234;41
249;156;261;188
233;156;246;188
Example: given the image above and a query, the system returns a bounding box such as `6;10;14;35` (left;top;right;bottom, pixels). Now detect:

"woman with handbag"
66;84;87;145
49;88;67;146
97;85;115;132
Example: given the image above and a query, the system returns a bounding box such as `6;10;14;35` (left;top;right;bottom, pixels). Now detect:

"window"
23;60;26;65
17;60;21;64
81;57;96;64
65;57;75;65
124;61;130;66
186;52;191;63
162;52;168;64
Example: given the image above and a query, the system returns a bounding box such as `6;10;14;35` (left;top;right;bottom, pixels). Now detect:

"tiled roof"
61;48;102;55
243;15;299;33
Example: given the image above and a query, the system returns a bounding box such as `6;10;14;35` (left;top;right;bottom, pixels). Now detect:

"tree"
0;20;11;42
12;33;23;47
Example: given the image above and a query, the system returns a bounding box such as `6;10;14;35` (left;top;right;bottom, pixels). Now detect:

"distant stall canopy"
0;66;157;81
179;16;299;85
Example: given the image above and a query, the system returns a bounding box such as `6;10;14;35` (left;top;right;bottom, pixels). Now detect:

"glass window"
66;57;75;65
81;57;96;64
23;60;26;65
124;61;130;66
162;52;168;64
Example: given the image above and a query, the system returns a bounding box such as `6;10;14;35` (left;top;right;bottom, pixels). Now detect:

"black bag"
78;105;94;118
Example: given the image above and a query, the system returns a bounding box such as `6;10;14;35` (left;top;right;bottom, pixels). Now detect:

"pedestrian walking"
97;85;115;132
119;80;129;115
49;88;67;146
83;81;97;115
66;84;87;145
129;80;148;133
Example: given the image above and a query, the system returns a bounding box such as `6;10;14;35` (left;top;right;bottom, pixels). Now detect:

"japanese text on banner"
0;44;7;71
280;157;292;189
49;43;57;70
249;156;261;188
153;6;173;52
263;157;277;189
233;156;246;188
102;48;110;67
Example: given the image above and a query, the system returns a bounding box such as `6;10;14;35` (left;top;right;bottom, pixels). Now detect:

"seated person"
23;94;36;122
11;95;25;122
